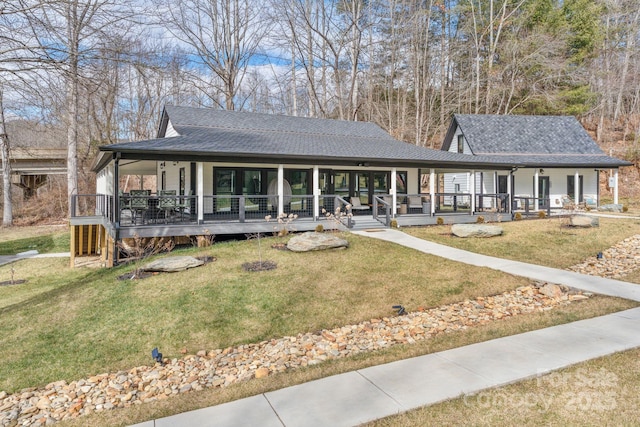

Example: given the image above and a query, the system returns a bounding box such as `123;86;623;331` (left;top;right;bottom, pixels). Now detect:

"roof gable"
445;114;604;155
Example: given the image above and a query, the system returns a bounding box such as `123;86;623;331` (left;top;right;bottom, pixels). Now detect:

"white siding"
448;126;473;154
165;119;179;138
512;168;598;208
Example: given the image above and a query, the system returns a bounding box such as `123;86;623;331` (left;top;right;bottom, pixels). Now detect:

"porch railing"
373;195;391;226
434;193;472;213
512;196;551;217
318;195;353;228
474;193;509;213
71;194;114;222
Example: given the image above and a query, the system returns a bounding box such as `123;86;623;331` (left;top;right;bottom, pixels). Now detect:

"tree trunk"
0;86;12;226
66;0;80;217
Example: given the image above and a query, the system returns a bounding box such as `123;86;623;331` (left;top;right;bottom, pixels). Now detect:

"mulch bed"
242;260;277;272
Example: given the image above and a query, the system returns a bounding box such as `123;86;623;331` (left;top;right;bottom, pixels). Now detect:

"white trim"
313;166;320;219
278;165;284;215
197;162;204;223
614;169;619;204
391;168;397;216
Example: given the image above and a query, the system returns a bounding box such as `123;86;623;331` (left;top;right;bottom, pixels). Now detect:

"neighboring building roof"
442;114;631;168
97;106;518;170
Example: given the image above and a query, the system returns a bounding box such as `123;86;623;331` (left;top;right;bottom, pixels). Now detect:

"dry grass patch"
365;346;640;427
404;217;640;269
0;224;67;243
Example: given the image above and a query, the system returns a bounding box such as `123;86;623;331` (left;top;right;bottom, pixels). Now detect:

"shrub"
315;224;324;233
436;217;444;225
623;205;629;213
390;219;398;228
538;211;546;219
476;216;485;223
514;212;523;221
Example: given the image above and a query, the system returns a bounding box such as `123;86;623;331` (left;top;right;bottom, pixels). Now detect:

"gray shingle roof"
443;114;631;167
101;106;518;169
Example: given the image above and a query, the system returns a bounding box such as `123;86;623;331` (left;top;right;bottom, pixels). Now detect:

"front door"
538;176;550;209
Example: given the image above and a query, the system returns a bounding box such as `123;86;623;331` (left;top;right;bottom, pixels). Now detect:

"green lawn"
404;216;640;270
0;225;69;255
0;219;638;427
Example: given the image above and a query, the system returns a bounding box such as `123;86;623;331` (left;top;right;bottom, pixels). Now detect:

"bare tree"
158;0;270;111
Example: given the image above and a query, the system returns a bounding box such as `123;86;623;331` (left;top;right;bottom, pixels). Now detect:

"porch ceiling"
119;159;157;175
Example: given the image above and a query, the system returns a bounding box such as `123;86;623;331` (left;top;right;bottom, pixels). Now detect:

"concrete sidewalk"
0;251;69;267
131;228;640;427
132;308;640;427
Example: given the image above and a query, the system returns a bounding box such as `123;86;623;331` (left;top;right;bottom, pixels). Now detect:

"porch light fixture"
159;161;165;170
539;168;544;174
357;162;369;167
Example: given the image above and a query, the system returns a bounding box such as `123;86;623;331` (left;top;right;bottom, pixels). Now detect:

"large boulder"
287;232;349;252
569;215;599;228
142;256;204;272
598;204;623;213
451;224;503;238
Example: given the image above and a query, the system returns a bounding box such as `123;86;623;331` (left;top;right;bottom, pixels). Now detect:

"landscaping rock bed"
567;234;640;279
0;283;586;426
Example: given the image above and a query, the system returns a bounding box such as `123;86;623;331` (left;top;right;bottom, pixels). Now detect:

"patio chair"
408;196;423;212
158;190;177;223
129;189;150;224
176;191;192;221
119;191;132;224
350;197;370;213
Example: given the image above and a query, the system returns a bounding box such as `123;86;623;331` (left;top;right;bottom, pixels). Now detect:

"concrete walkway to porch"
131;227;640;427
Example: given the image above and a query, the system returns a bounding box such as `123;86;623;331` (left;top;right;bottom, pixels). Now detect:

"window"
161;171;166;190
457;135;464;153
179;168;186;196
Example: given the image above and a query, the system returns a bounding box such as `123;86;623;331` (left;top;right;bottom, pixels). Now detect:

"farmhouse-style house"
70;106;630;266
441;114;629;211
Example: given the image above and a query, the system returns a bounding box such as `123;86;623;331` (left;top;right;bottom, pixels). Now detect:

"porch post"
114;155;120;226
534;169;539;211
614;169;619;204
197;162;204;224
391;168;397;217
429;168;435;216
313;166;320;220
278;164;284;216
507;170;513;214
574;170;580;204
469;170;476;214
